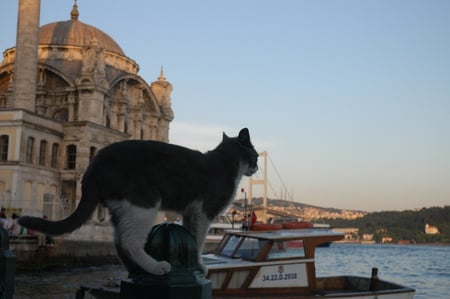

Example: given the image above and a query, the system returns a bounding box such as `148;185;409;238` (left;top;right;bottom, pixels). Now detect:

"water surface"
316;243;450;299
14;243;449;298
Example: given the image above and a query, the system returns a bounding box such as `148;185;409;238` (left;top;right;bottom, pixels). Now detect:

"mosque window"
51;143;59;168
39;140;47;166
66;144;77;169
54;108;69;122
89;146;97;162
0;135;8;161
26;137;35;163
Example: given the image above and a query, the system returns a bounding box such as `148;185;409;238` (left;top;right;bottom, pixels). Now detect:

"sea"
315;243;450;299
14;243;449;298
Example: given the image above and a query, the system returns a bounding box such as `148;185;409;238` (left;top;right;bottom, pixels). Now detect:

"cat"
19;128;258;275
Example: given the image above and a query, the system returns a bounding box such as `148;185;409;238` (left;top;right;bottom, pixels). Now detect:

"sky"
1;0;449;212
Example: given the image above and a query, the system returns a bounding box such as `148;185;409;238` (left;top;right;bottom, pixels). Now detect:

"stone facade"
0;2;174;231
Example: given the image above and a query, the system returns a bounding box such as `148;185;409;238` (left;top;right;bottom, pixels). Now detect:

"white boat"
205;227;415;298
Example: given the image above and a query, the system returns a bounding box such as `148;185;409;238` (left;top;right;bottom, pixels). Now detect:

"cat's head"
223;128;259;176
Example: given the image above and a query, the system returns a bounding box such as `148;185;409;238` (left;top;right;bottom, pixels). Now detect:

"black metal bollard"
120;223;211;299
0;228;15;299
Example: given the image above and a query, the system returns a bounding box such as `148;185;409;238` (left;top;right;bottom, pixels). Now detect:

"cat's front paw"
152;260;171;275
198;262;208;275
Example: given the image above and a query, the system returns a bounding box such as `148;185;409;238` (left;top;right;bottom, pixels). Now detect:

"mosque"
0;0;174;235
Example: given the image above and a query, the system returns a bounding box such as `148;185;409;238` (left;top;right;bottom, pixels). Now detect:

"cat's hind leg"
109;201;171;275
182;202;212;274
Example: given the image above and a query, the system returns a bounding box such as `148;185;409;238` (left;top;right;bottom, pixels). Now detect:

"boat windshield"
267;240;305;259
219;235;306;260
221;235;243;256
220;235;265;259
238;237;265;259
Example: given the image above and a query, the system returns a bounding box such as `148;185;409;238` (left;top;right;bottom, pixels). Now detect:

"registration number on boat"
262;273;297;281
249;263;308;288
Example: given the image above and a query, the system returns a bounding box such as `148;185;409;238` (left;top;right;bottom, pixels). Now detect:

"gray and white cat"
19;128;258;275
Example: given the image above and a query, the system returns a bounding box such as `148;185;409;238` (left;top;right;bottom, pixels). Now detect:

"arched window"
39;140;47;166
0;135;8;161
89;147;97;162
66;144;77;169
54;108;69;122
51;143;59;168
26;137;35;163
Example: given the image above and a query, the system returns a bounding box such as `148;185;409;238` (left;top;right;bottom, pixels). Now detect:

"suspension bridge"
237;151;298;222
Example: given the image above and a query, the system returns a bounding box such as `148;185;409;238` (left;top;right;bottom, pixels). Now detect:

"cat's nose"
246;165;258;176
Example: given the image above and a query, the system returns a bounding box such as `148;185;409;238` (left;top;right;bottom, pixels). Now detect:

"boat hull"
211;276;415;298
78;275;415;299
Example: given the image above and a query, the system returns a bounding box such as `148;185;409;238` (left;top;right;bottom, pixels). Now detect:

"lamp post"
231;210;237;229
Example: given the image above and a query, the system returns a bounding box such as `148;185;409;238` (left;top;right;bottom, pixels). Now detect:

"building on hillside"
362;233;374;242
381;236;393;244
333;228;360;242
425;224;439;235
0;1;174;229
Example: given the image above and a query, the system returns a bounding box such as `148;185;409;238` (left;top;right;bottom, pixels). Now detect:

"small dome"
39;19;125;56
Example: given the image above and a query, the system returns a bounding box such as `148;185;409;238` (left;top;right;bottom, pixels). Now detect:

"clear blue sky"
2;0;449;212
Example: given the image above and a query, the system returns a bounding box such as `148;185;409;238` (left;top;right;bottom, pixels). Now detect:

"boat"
204;228;415;298
77;226;415;298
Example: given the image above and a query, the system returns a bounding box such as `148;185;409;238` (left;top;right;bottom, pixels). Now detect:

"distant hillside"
236;197;343;212
233;197;366;220
322;206;450;244
232;198;449;244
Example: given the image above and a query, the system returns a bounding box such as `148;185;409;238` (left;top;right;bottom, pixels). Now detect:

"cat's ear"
238;128;250;144
222;132;229;140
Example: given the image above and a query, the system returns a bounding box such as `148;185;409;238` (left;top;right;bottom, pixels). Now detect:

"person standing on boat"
242;214;250;230
242;212;258;230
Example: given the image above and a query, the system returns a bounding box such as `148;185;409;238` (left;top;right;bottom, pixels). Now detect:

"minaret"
150;67;174;142
13;0;41;111
151;66;173;108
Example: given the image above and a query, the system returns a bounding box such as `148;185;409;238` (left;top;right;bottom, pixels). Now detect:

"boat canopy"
222;229;344;241
214;229;344;262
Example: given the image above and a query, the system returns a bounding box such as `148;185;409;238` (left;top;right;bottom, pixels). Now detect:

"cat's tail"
18;183;99;236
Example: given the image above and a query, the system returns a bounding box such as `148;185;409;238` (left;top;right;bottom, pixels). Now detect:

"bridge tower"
248;151;268;223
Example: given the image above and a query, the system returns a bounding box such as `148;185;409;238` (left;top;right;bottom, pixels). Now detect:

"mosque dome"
31;2;139;80
38;7;125;56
